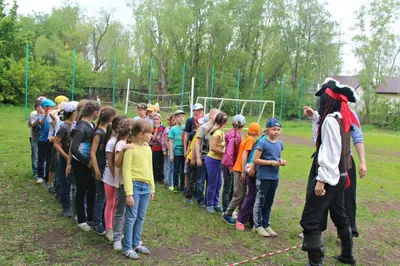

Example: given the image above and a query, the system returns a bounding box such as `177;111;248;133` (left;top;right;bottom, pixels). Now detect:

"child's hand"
185;159;189;165
87;161;93;169
196;158;202;167
280;160;287;166
124;144;134;151
303;106;314;117
126;195;135;207
240;173;246;184
150;192;155;201
170;154;174;162
190;159;195;167
65;164;71;176
163;151;166;156
95;170;102;181
271;161;281;167
315;181;326;196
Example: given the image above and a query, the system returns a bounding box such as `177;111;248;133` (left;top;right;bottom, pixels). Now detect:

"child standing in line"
168;110;185;193
28;98;45;180
162;114;175;190
102;115;127;241
90;107;117;236
151;113;165;183
122;119;155;260
53;102;77;218
134;103;147;120
235;132;266;231
252;118;286;237
205;112;228;214
71;100;101;232
223;122;261;225
221;115;246;213
113;118;135;251
37;99;57;185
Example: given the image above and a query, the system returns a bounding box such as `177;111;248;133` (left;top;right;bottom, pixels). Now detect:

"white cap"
232;114;246;126
192;103;204;110
63;102;77;113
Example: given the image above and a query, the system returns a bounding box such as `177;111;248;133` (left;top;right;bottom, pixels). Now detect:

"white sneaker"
264;226;278;237
113;241;122;251
36;178;44;184
232;211;238;220
77;222;91;232
105;229;113;242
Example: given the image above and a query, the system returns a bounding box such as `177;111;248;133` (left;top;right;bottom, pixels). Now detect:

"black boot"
334;233;356;265
302;234;324;266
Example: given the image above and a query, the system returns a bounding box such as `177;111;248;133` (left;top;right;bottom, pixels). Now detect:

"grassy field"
0;104;399;265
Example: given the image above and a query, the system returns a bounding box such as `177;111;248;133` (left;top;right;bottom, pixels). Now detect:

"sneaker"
168;186;174;191
105;229;113;241
206;206;215;214
334;255;356;265
124;249;139;260
298;232;304;239
232;211;238;220
184;198;194;204
236;220;245;231
198;202;206;208
73;216;78;223
44;182;51;189
36;178;44;184
214;206;223;213
253;226;270;237
264;227;278;237
135;245;150;255
48;186;56;194
113;241;122;251
222;214;236;225
77;222;91;232
173;187;180;193
63;210;72;218
87;221;94;227
93;224;106;236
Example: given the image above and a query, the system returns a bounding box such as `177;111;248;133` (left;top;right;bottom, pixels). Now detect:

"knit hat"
247;123;261;136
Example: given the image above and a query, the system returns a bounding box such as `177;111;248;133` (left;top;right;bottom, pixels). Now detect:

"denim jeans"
94;179;106;227
253;179;279;228
71;179;77;216
196;161;208;204
58;156;73;212
124;181;151;252
30;137;39;178
164;152;174;187
113;185;126;242
222;166;234;212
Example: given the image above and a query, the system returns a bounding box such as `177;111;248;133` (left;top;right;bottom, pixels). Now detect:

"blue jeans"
253;179;279;228
94;180;106;226
196;160;208;204
58;156;72;211
124;181;151;252
71;179;77;216
164;152;174;187
30;138;39;178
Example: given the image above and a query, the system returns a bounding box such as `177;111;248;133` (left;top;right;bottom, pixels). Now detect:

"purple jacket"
222;128;242;170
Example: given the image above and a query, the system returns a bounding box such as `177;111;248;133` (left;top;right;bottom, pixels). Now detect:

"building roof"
376;77;400;94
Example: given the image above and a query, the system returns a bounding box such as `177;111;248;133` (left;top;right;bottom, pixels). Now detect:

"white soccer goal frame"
196;97;275;124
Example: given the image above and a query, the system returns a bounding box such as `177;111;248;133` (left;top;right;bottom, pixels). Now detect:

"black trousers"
173;156;185;189
37;141;53;182
185;162;197;199
152;150;165;182
300;162;352;264
320;157;358;237
72;159;96;224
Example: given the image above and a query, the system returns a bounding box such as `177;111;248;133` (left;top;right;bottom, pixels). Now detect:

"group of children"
28;96;287;260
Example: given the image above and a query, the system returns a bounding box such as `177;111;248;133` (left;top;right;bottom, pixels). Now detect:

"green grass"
0;104;399;265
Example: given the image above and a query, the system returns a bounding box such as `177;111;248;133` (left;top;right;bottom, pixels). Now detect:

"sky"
6;0;367;75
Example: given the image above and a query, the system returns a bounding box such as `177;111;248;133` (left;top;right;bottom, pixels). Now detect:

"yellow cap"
55;95;68;104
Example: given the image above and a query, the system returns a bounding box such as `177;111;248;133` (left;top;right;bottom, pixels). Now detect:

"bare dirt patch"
36;228;73;264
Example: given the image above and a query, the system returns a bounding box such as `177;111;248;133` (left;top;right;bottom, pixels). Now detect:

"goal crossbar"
196;97;275;124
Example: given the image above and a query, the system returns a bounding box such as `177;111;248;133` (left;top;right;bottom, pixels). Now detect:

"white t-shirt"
103;136;117;187
114;139;126;188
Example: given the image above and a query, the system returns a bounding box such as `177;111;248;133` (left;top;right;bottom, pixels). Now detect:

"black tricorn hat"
315;78;359;103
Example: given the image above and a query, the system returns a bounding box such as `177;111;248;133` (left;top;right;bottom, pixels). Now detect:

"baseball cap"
63;102;77;113
55;95;68;104
194;115;204;125
40;99;56;108
192;103;204;110
232;114;246;127
266;118;282;128
247;123;261;136
198;113;210;124
147;105;158;112
174;110;185;116
36;96;46;101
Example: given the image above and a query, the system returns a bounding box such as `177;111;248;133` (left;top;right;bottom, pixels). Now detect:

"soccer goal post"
196;97;275;124
127;90;192;112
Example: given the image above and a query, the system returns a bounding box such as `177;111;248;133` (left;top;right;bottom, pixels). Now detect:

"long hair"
117;119;135;143
316;93;342;149
96;107;117;146
77;100;100;121
210;112;228;136
111;115;127;134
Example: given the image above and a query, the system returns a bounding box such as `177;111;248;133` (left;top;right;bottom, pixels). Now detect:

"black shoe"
334;255;356;265
198;202;206;208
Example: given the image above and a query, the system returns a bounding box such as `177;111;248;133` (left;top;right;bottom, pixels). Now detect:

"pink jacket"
222;128;242;170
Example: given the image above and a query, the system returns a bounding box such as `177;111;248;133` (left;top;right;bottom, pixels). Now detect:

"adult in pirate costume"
300;78;359;266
